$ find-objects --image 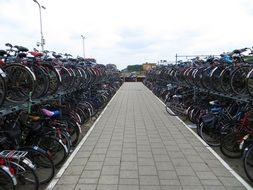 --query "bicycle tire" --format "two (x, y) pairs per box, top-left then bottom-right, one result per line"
(165, 101), (178, 116)
(0, 73), (6, 107)
(41, 63), (61, 95)
(61, 116), (80, 146)
(12, 159), (39, 190)
(3, 64), (36, 103)
(230, 66), (250, 95)
(20, 147), (55, 184)
(243, 144), (253, 182)
(29, 64), (49, 99)
(0, 167), (15, 190)
(199, 122), (221, 146)
(246, 68), (253, 97)
(220, 132), (243, 158)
